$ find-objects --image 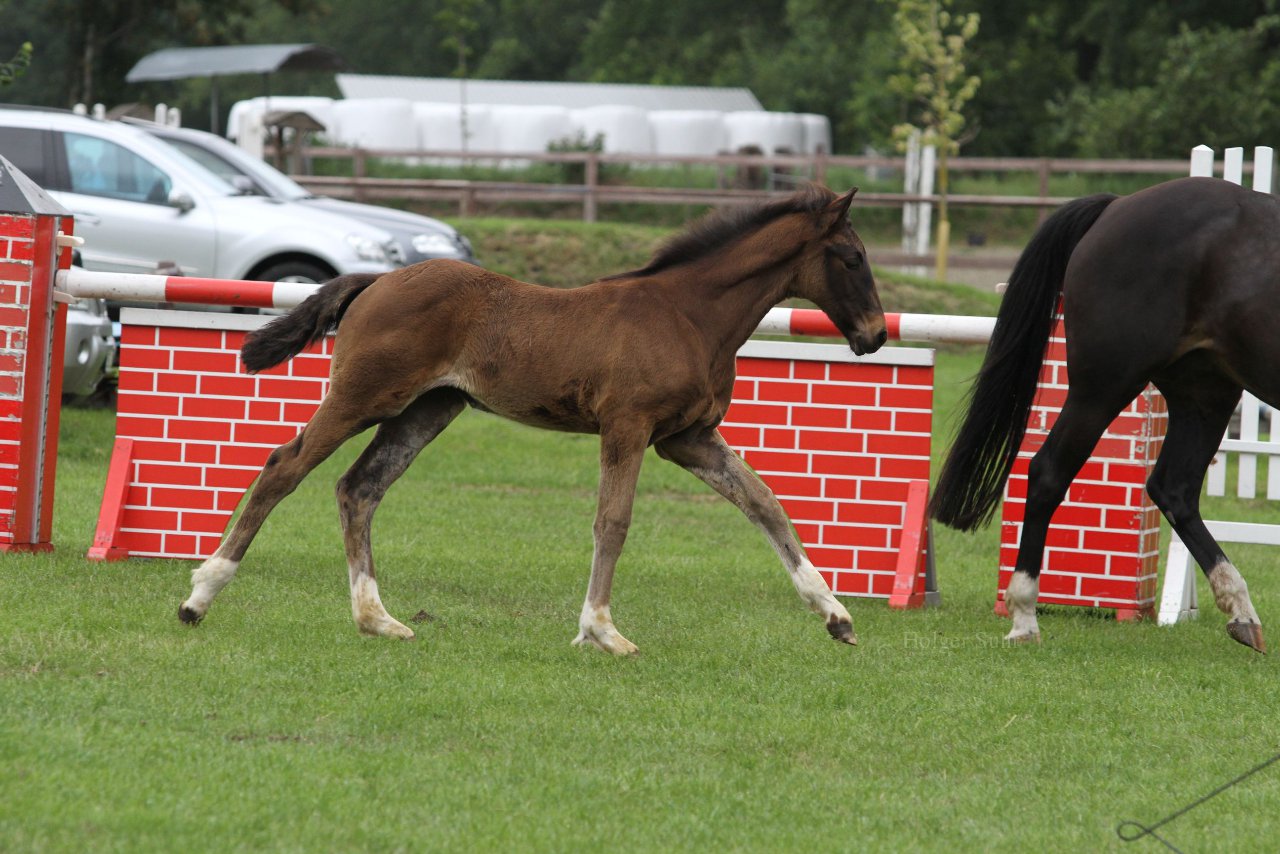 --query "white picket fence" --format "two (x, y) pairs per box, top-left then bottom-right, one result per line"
(1159, 144), (1280, 625)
